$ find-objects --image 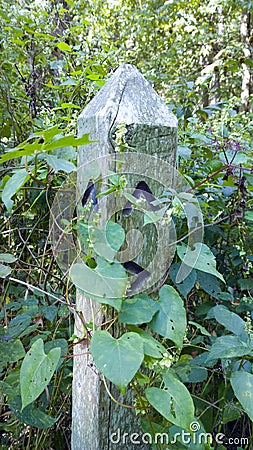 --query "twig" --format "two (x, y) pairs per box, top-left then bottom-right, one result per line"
(8, 277), (74, 308)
